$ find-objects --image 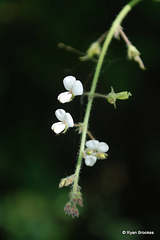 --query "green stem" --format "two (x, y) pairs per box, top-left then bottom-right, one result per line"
(72, 0), (142, 194)
(83, 92), (108, 98)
